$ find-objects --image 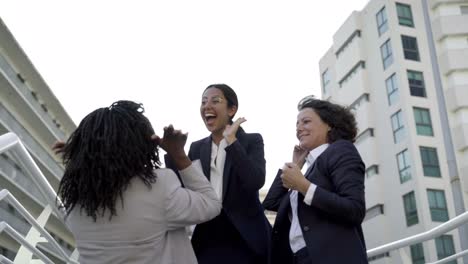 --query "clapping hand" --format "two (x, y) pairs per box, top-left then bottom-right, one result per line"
(223, 117), (246, 144)
(152, 125), (191, 170)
